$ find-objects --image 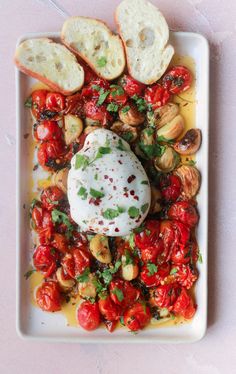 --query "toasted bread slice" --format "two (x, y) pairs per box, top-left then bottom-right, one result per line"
(61, 16), (126, 80)
(115, 0), (174, 84)
(15, 38), (84, 95)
